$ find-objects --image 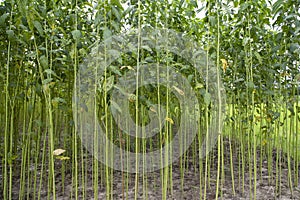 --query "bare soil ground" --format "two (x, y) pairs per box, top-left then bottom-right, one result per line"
(1, 139), (300, 200)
